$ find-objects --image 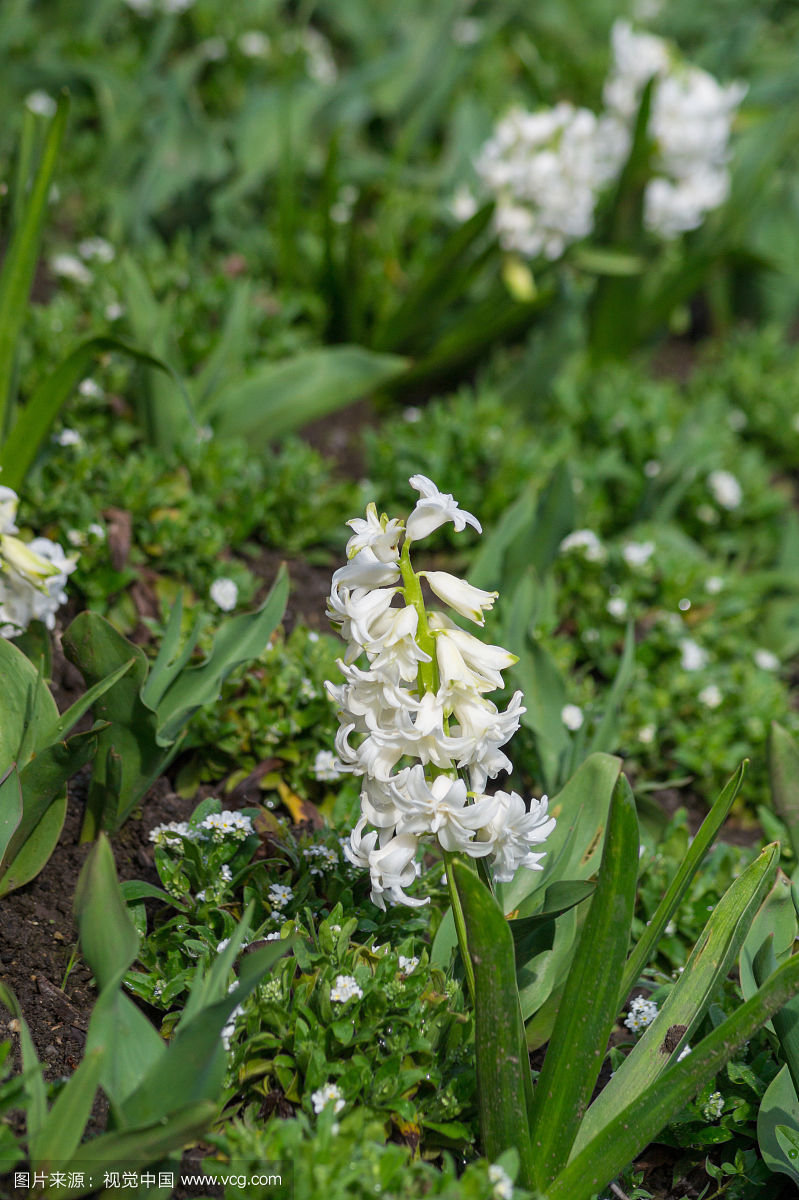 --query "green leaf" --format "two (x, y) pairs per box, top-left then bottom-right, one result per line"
(84, 982), (166, 1117)
(211, 346), (407, 444)
(0, 95), (68, 433)
(0, 336), (190, 492)
(74, 834), (140, 992)
(154, 566), (289, 744)
(0, 765), (23, 863)
(0, 637), (59, 768)
(758, 1067), (799, 1185)
(44, 656), (135, 743)
(31, 1049), (104, 1169)
(547, 952), (799, 1200)
(527, 774), (639, 1188)
(451, 861), (536, 1191)
(769, 722), (799, 860)
(619, 762), (747, 1003)
(0, 982), (46, 1144)
(576, 841), (779, 1152)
